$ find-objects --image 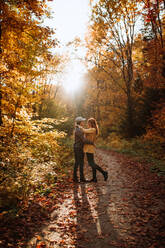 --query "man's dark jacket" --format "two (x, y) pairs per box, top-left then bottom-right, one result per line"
(74, 125), (93, 150)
